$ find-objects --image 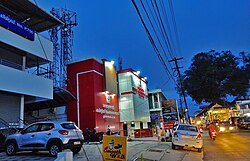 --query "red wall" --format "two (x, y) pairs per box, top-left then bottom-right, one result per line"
(67, 58), (121, 133)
